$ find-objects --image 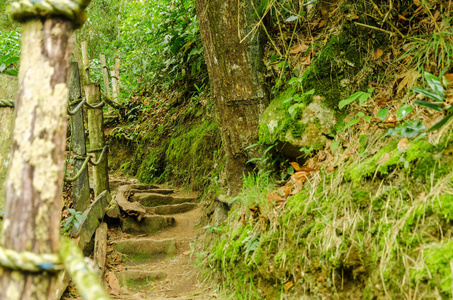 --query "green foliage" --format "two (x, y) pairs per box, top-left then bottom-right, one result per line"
(338, 88), (373, 110)
(0, 27), (21, 76)
(413, 72), (453, 132)
(62, 209), (87, 232)
(78, 0), (206, 99)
